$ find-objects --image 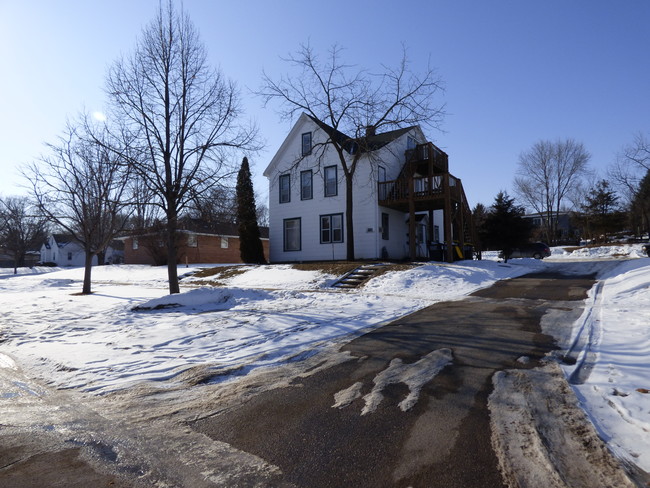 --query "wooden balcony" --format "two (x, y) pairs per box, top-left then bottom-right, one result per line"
(405, 143), (449, 173)
(378, 174), (463, 212)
